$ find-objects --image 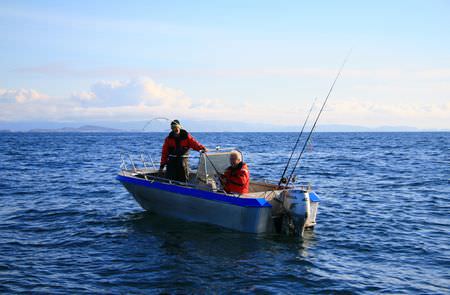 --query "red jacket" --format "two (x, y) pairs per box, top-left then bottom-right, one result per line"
(160, 129), (205, 166)
(223, 162), (250, 194)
